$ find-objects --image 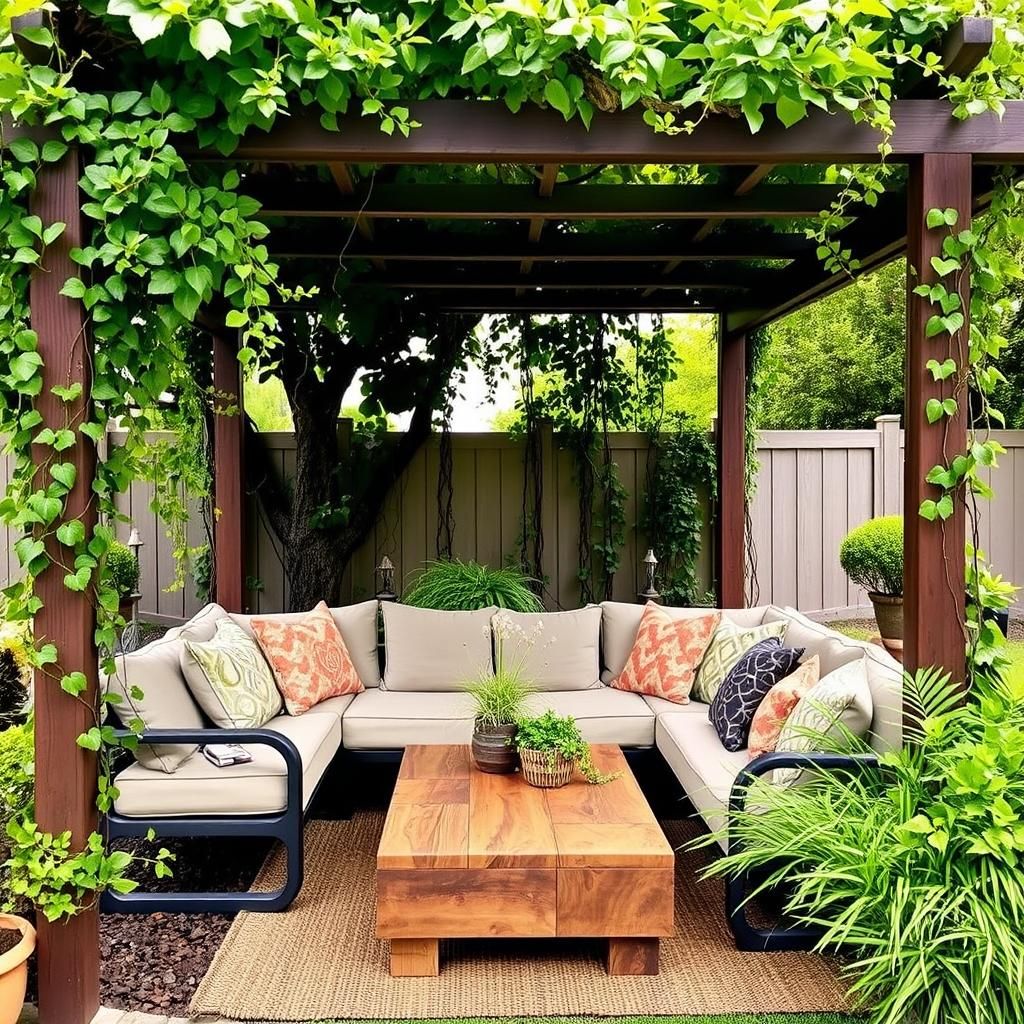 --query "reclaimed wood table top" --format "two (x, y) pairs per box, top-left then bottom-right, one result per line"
(377, 743), (674, 871)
